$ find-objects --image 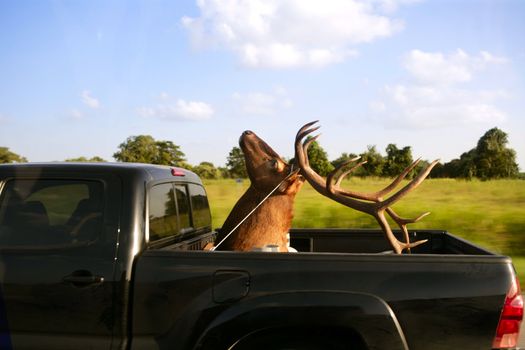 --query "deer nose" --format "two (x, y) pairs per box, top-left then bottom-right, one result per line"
(242, 130), (253, 136)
